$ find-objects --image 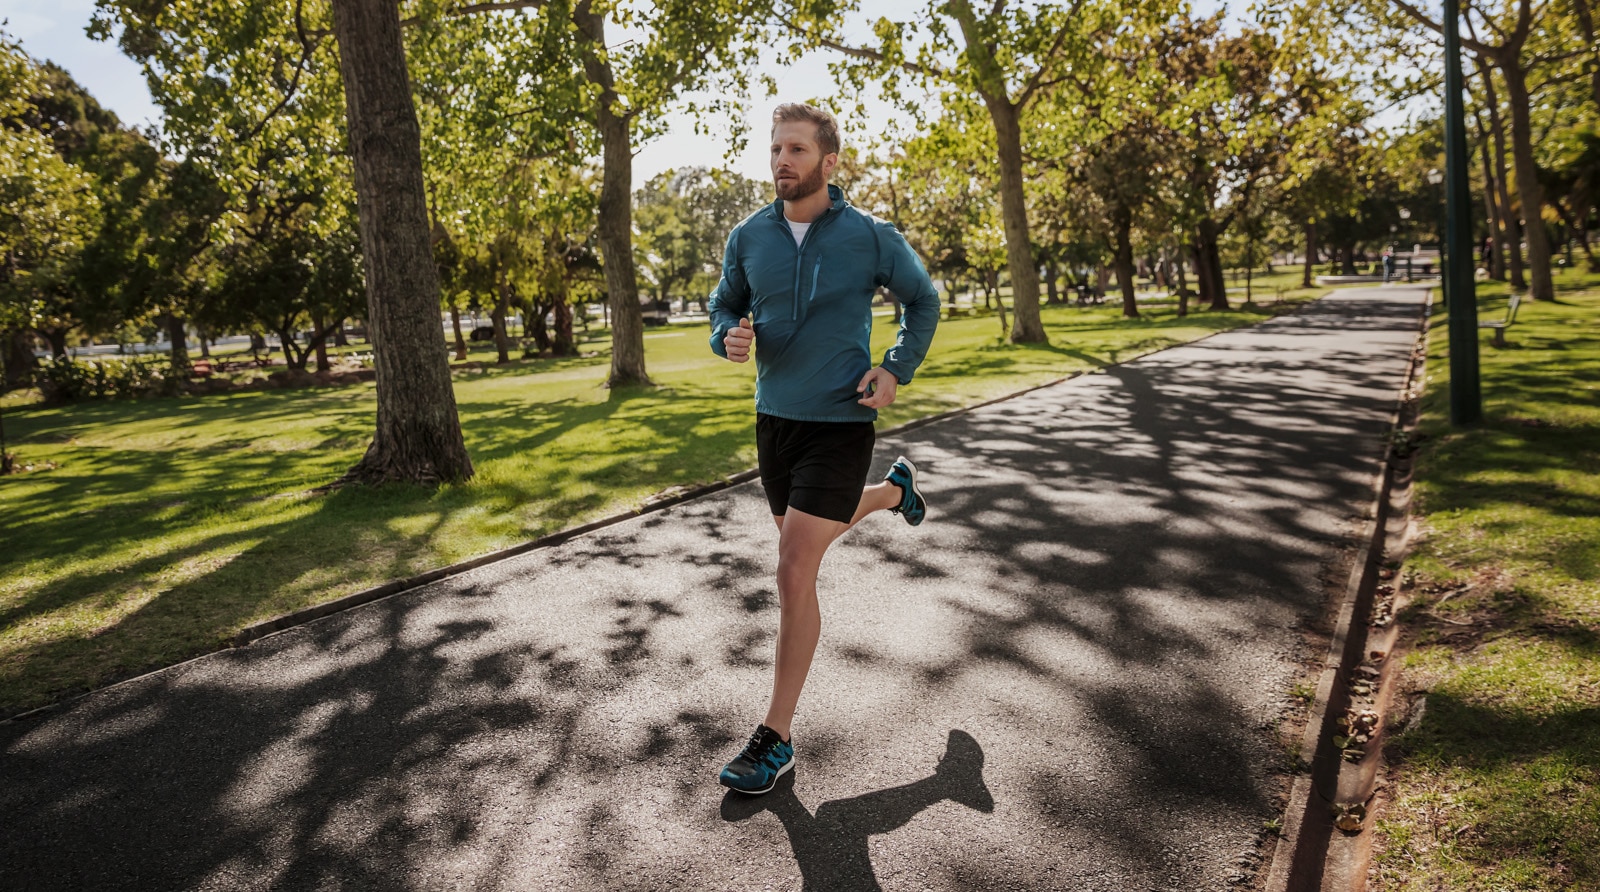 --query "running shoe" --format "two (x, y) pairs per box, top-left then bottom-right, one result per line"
(718, 724), (794, 795)
(885, 455), (927, 526)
